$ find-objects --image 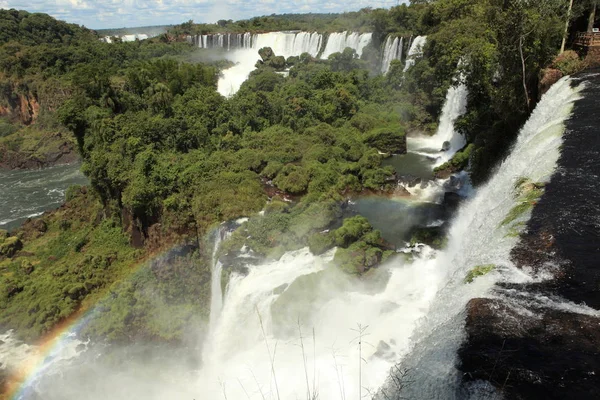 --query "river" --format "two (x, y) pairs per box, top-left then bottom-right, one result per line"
(0, 163), (88, 231)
